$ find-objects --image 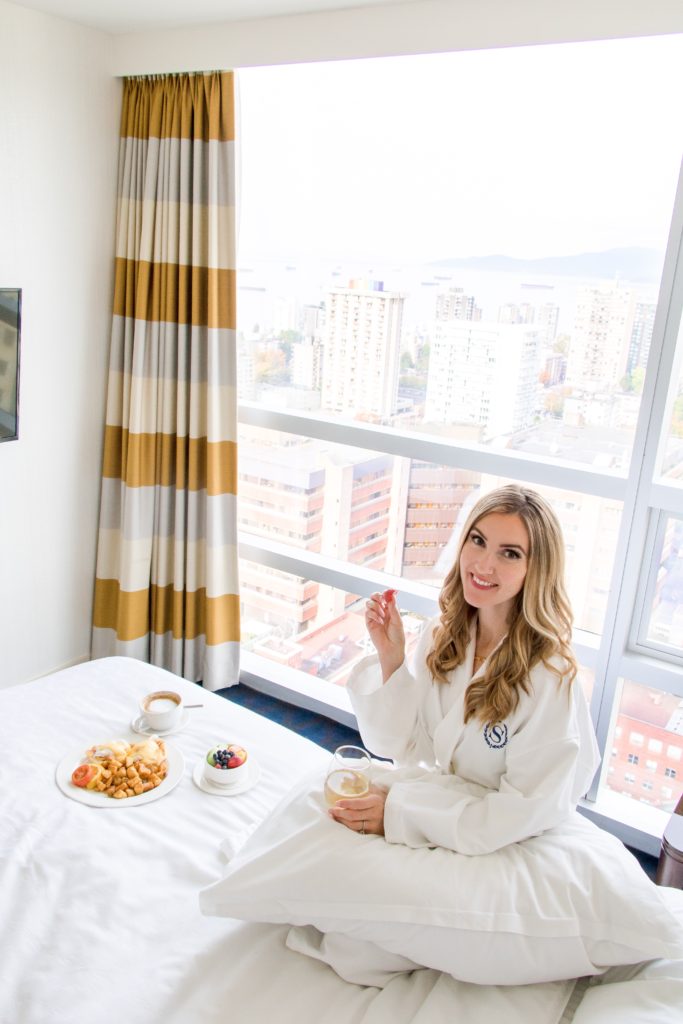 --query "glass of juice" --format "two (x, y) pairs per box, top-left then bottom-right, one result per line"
(324, 745), (371, 806)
